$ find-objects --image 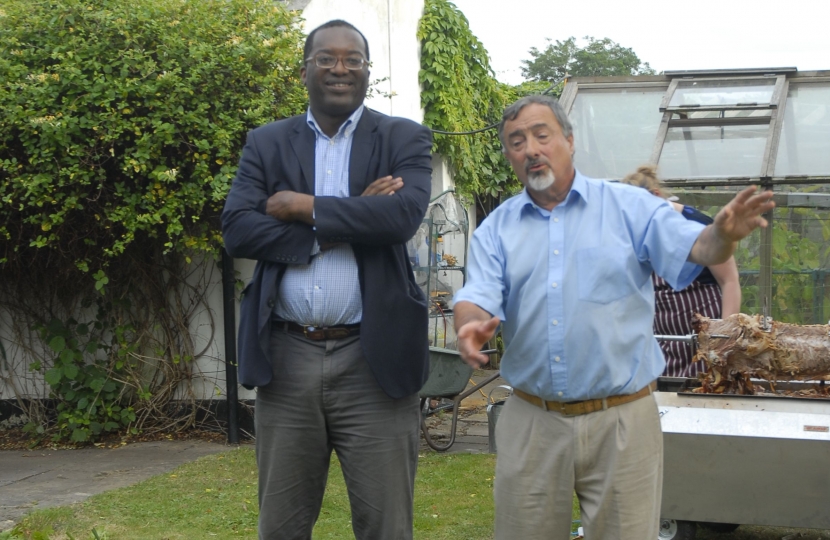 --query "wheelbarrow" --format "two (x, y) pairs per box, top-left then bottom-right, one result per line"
(419, 346), (500, 452)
